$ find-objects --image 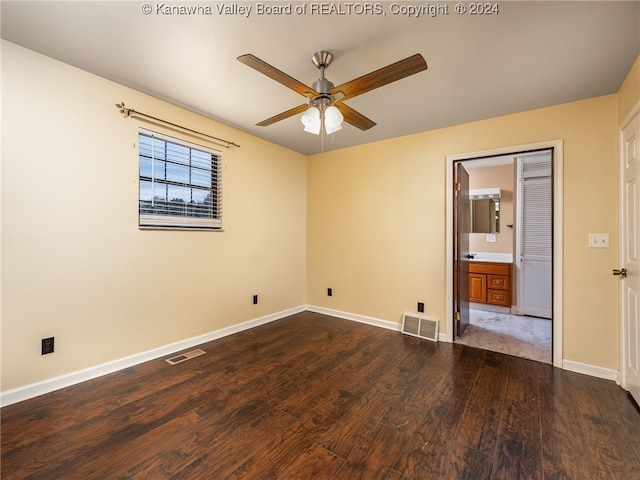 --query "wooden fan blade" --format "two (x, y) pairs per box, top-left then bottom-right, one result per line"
(237, 54), (319, 99)
(330, 53), (427, 101)
(335, 103), (376, 131)
(256, 104), (309, 126)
